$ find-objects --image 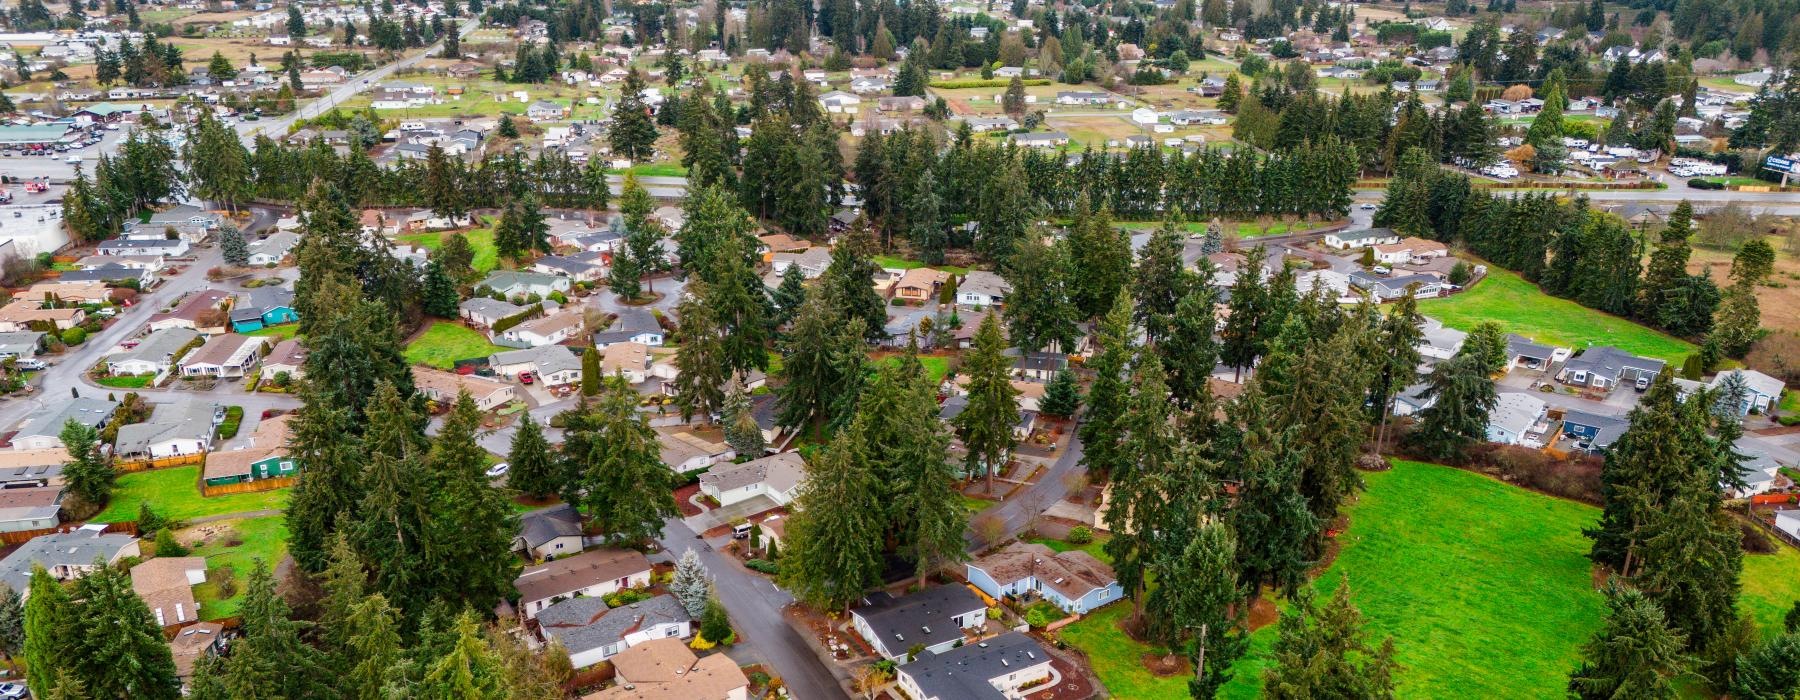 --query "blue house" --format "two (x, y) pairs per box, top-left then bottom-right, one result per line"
(230, 287), (299, 333)
(1560, 409), (1630, 453)
(966, 541), (1122, 615)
